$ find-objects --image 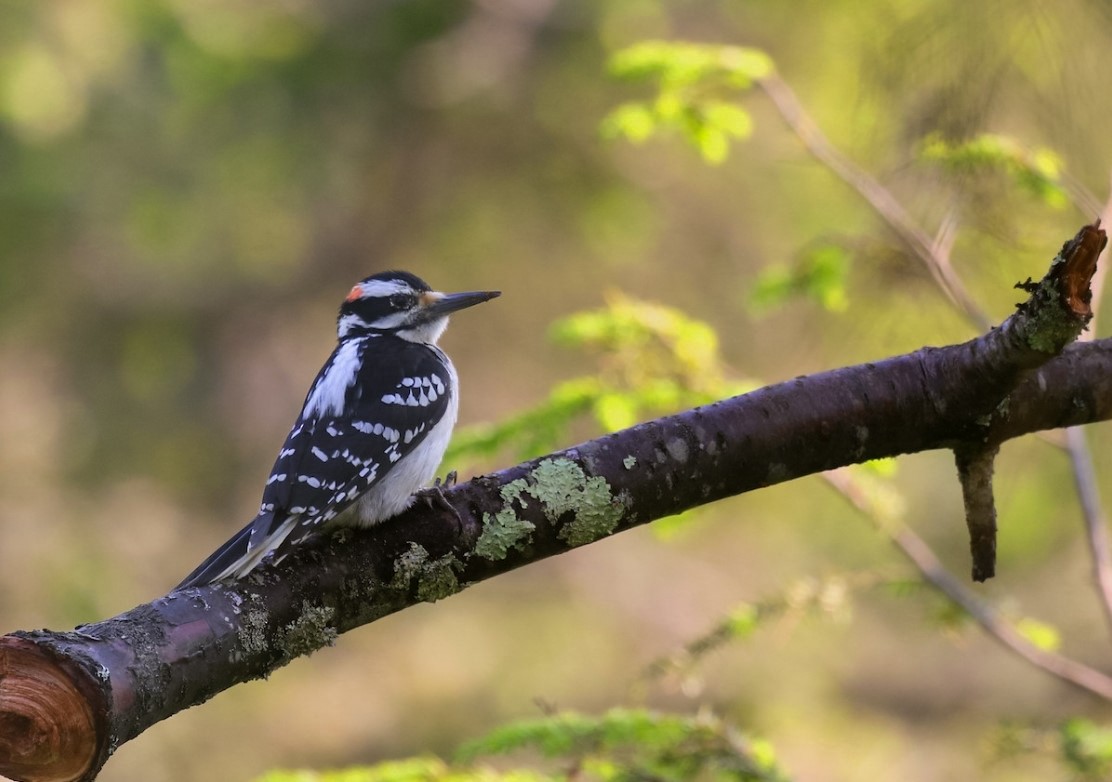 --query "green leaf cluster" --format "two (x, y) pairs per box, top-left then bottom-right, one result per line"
(601, 42), (773, 164)
(991, 719), (1112, 781)
(748, 244), (851, 315)
(918, 133), (1068, 208)
(1061, 719), (1112, 780)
